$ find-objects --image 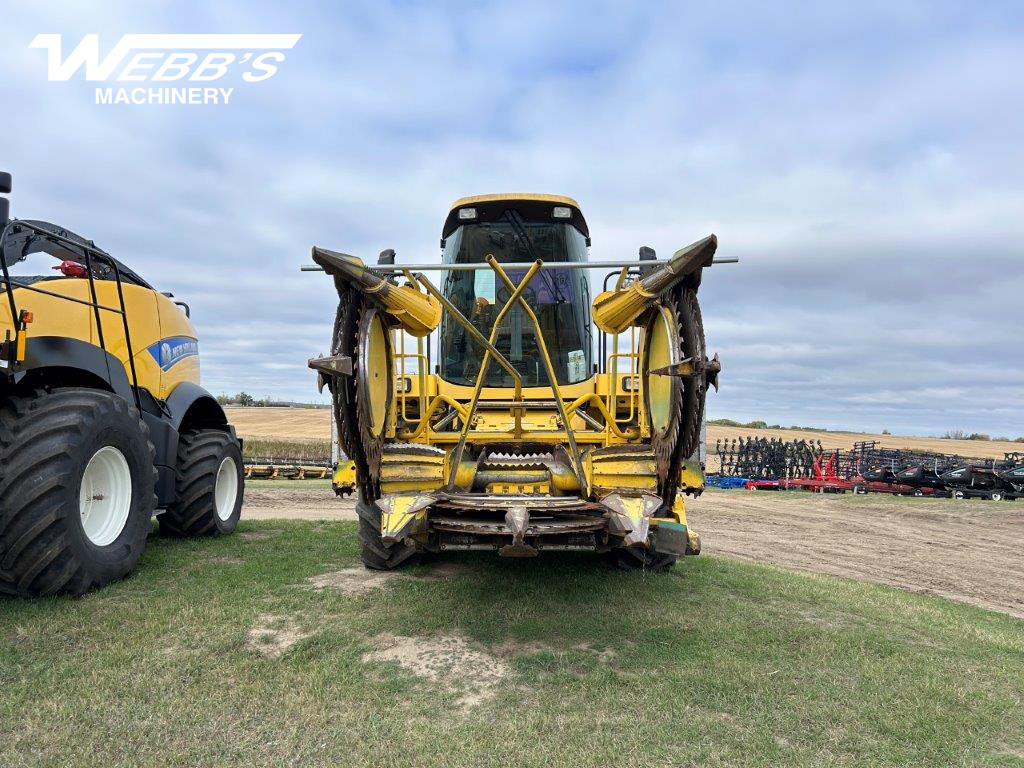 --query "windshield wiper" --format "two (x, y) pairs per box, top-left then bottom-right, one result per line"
(502, 210), (565, 302)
